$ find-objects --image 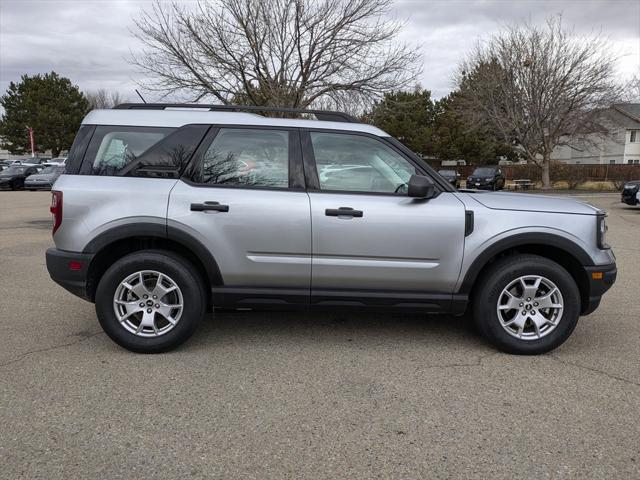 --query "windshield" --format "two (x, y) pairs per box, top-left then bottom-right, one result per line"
(1, 166), (27, 175)
(472, 167), (496, 176)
